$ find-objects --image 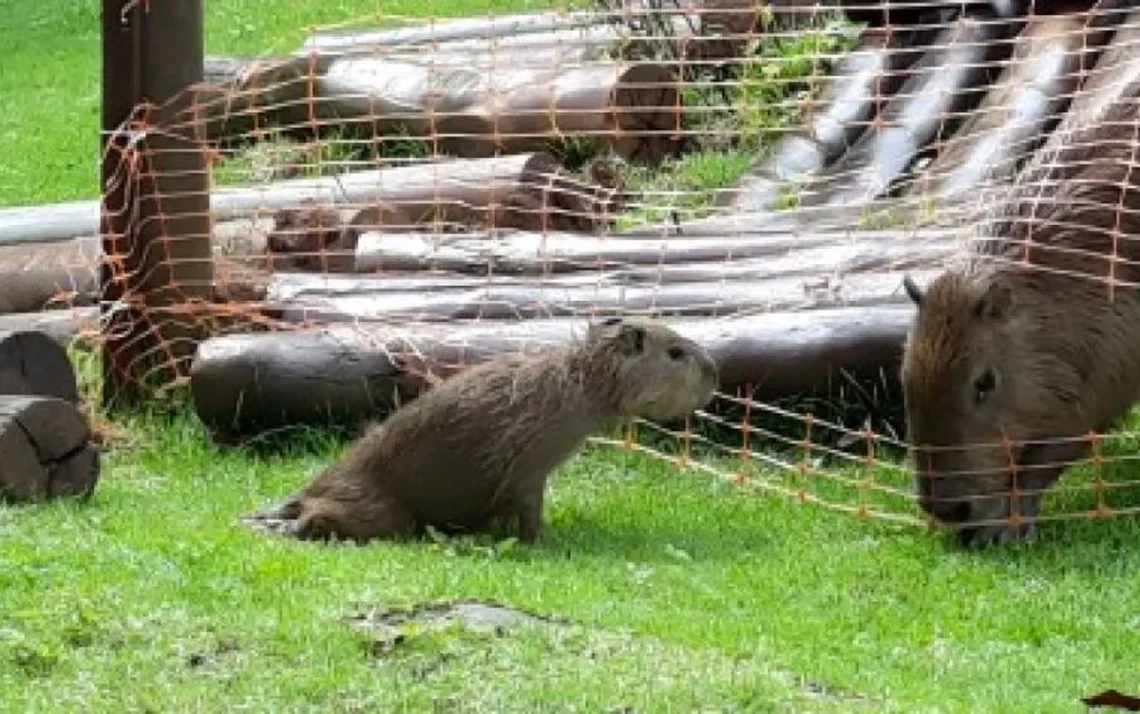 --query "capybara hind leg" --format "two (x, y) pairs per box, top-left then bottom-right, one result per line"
(290, 497), (416, 544)
(245, 491), (304, 522)
(241, 493), (306, 535)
